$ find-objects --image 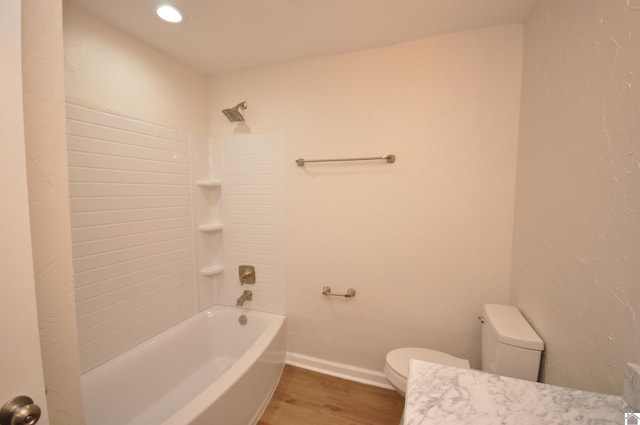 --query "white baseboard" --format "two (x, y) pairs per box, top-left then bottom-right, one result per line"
(286, 352), (393, 390)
